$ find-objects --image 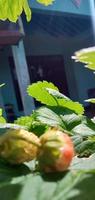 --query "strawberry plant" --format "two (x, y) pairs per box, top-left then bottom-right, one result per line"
(0, 0), (55, 22)
(37, 128), (74, 172)
(0, 78), (95, 199)
(0, 0), (95, 199)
